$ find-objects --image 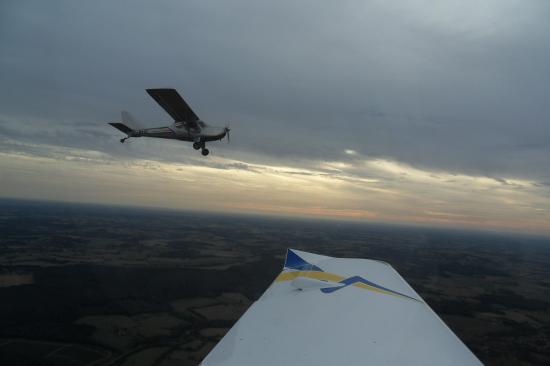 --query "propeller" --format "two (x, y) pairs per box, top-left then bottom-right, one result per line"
(224, 125), (231, 143)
